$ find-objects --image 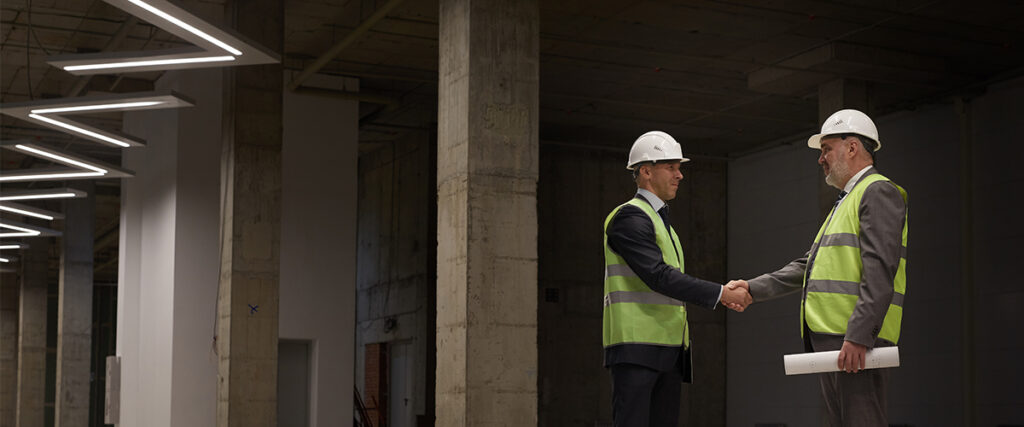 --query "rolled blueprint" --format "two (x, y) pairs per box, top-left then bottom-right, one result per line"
(784, 346), (900, 375)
